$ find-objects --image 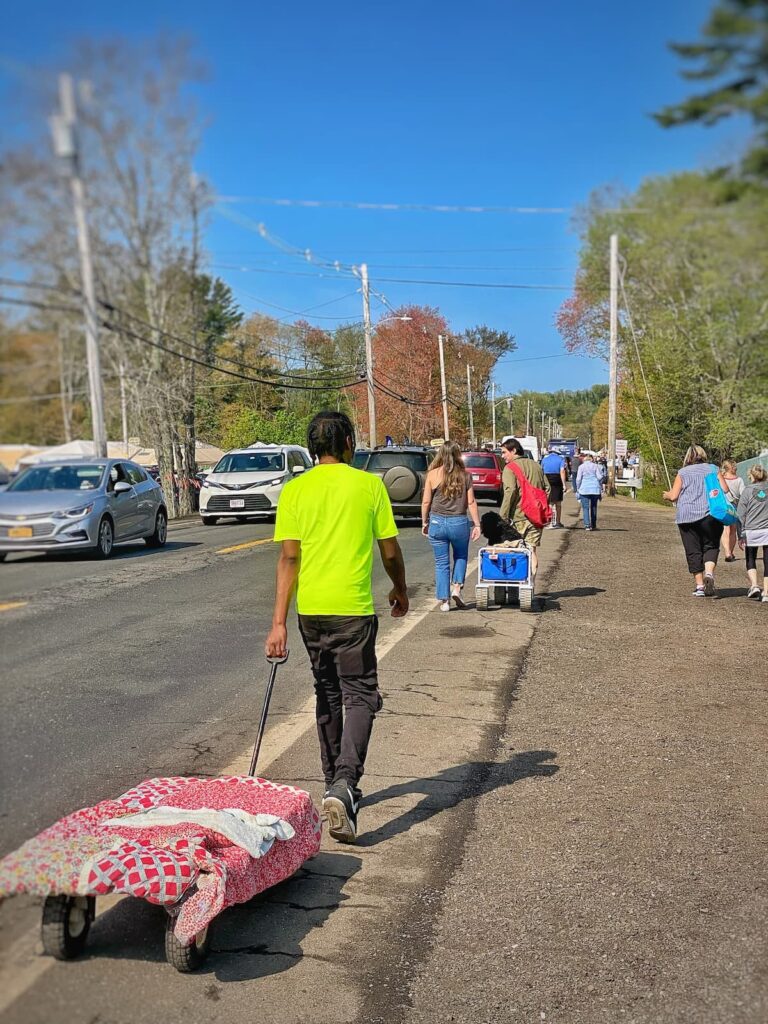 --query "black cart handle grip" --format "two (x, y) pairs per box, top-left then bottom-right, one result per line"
(266, 652), (289, 665)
